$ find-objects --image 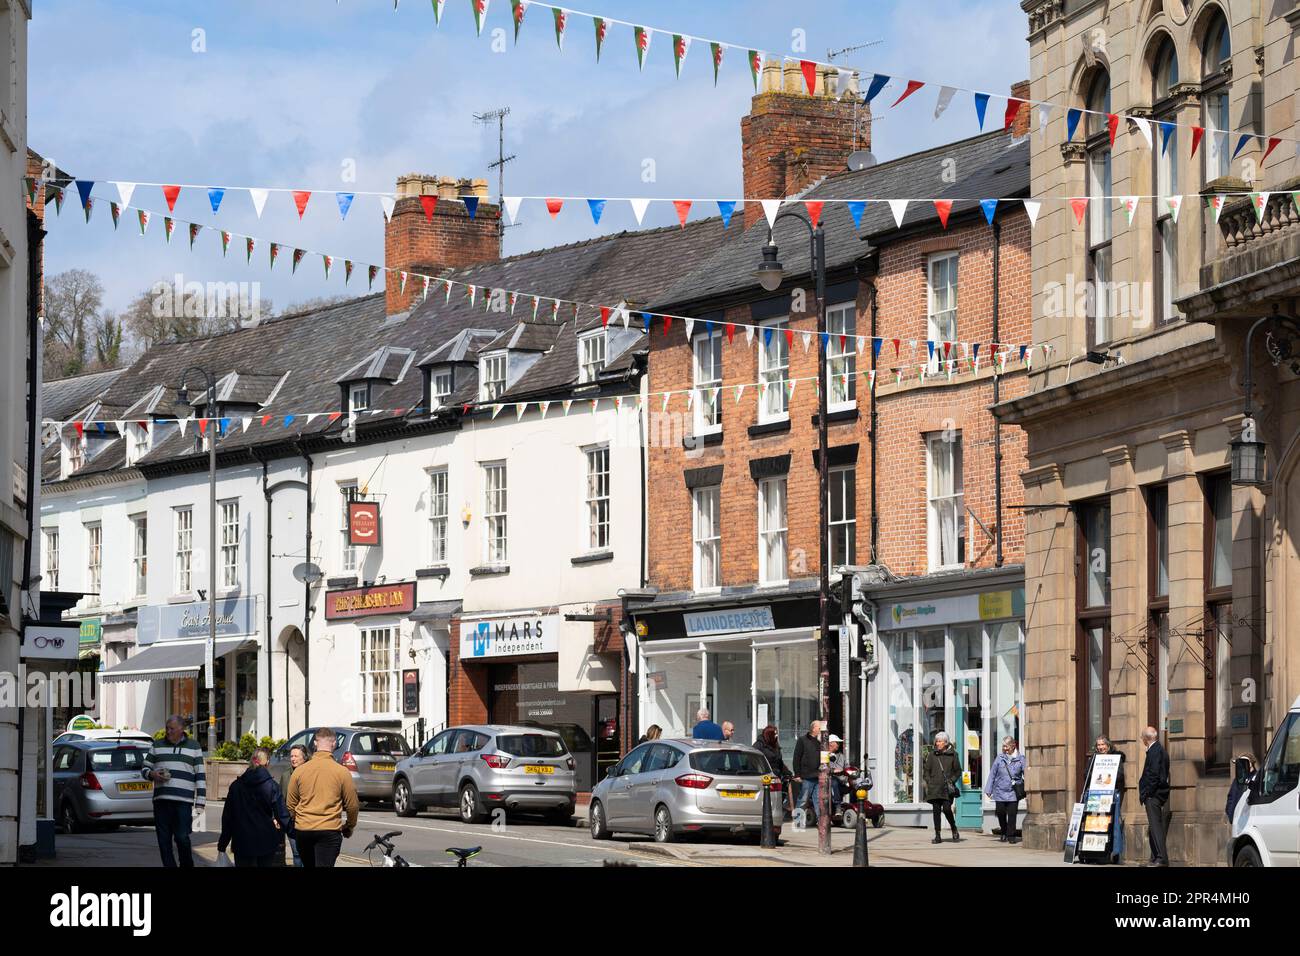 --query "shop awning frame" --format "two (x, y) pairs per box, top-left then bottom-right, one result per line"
(99, 637), (256, 684)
